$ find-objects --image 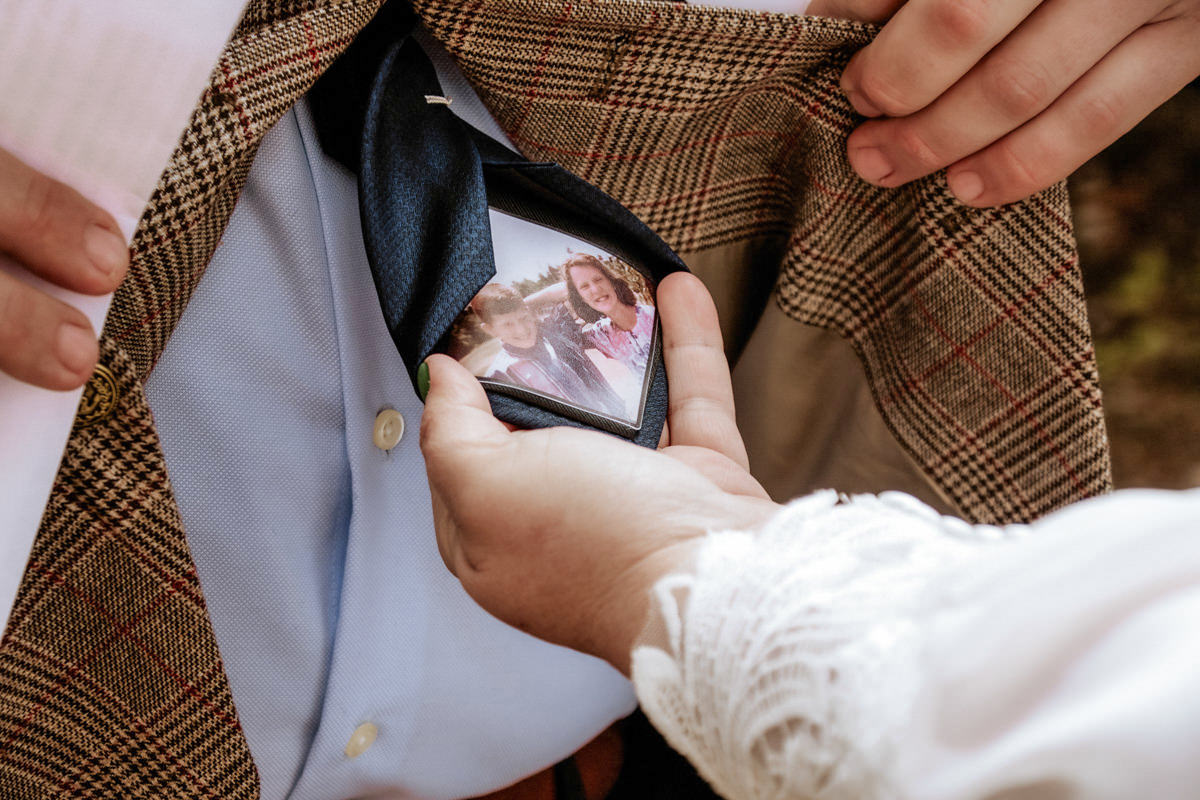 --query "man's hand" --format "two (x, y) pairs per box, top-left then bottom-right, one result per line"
(807, 0), (1200, 206)
(0, 147), (129, 389)
(419, 273), (780, 674)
